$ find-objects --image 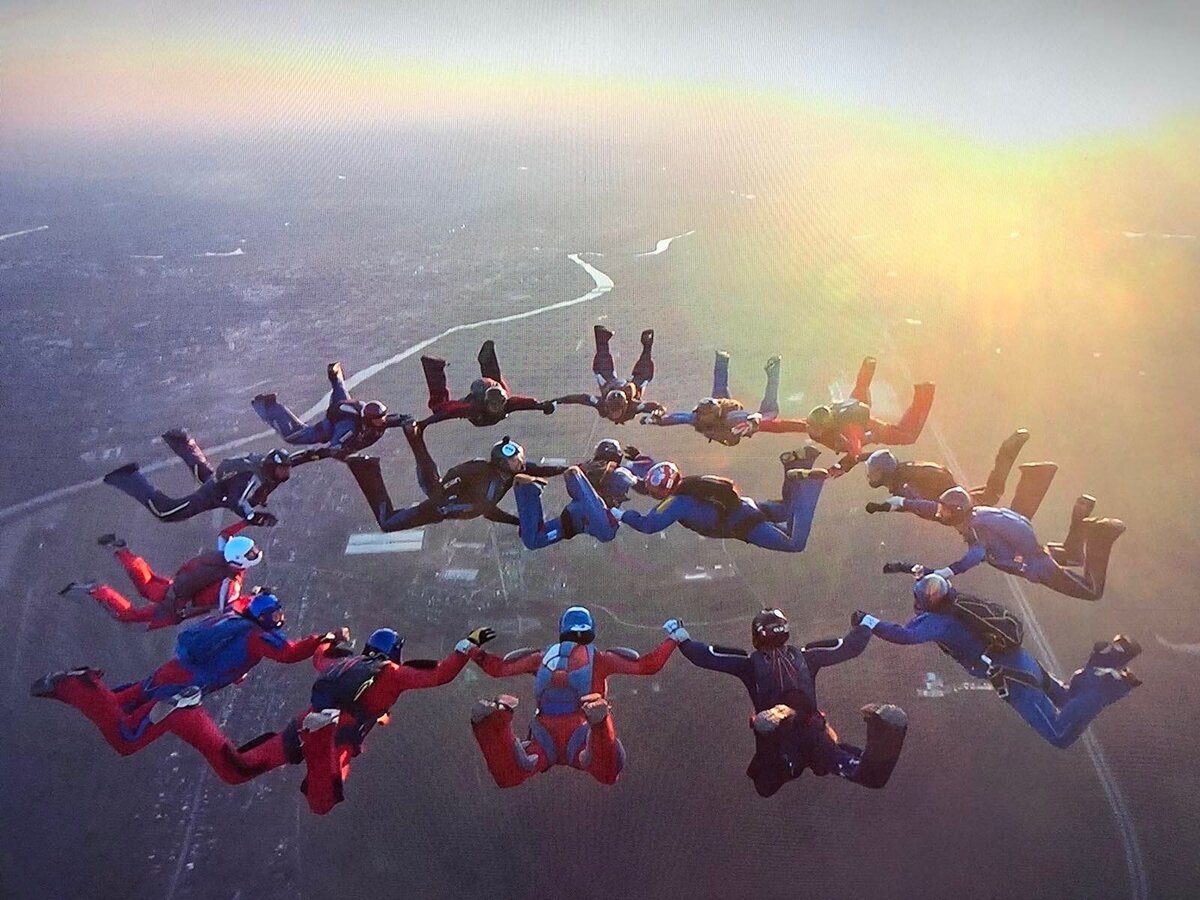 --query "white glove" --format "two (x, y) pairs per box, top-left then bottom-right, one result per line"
(911, 564), (927, 578)
(886, 496), (905, 511)
(663, 619), (690, 642)
(859, 614), (880, 630)
(454, 638), (472, 655)
(610, 507), (624, 521)
(639, 415), (660, 426)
